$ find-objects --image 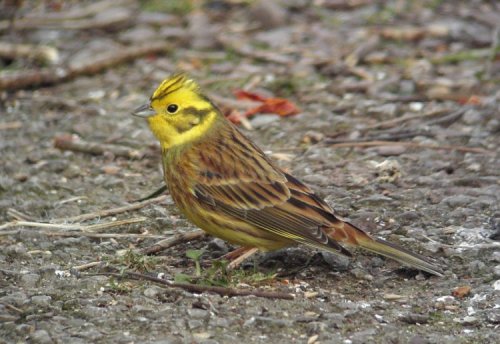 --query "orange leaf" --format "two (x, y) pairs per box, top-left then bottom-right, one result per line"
(234, 89), (299, 118)
(246, 98), (300, 117)
(452, 285), (471, 298)
(456, 95), (482, 105)
(234, 89), (267, 102)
